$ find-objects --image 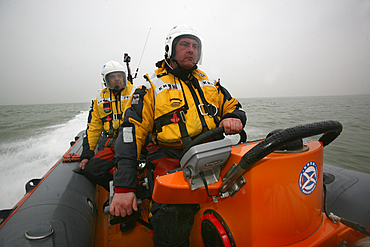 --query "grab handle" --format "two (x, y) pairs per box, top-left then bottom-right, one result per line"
(25, 225), (54, 240)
